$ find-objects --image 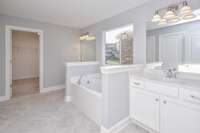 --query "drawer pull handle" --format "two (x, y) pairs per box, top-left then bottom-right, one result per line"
(190, 95), (200, 101)
(134, 82), (140, 86)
